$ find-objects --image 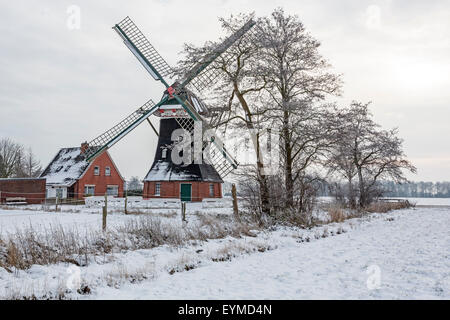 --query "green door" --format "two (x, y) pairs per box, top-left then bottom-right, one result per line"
(180, 184), (192, 202)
